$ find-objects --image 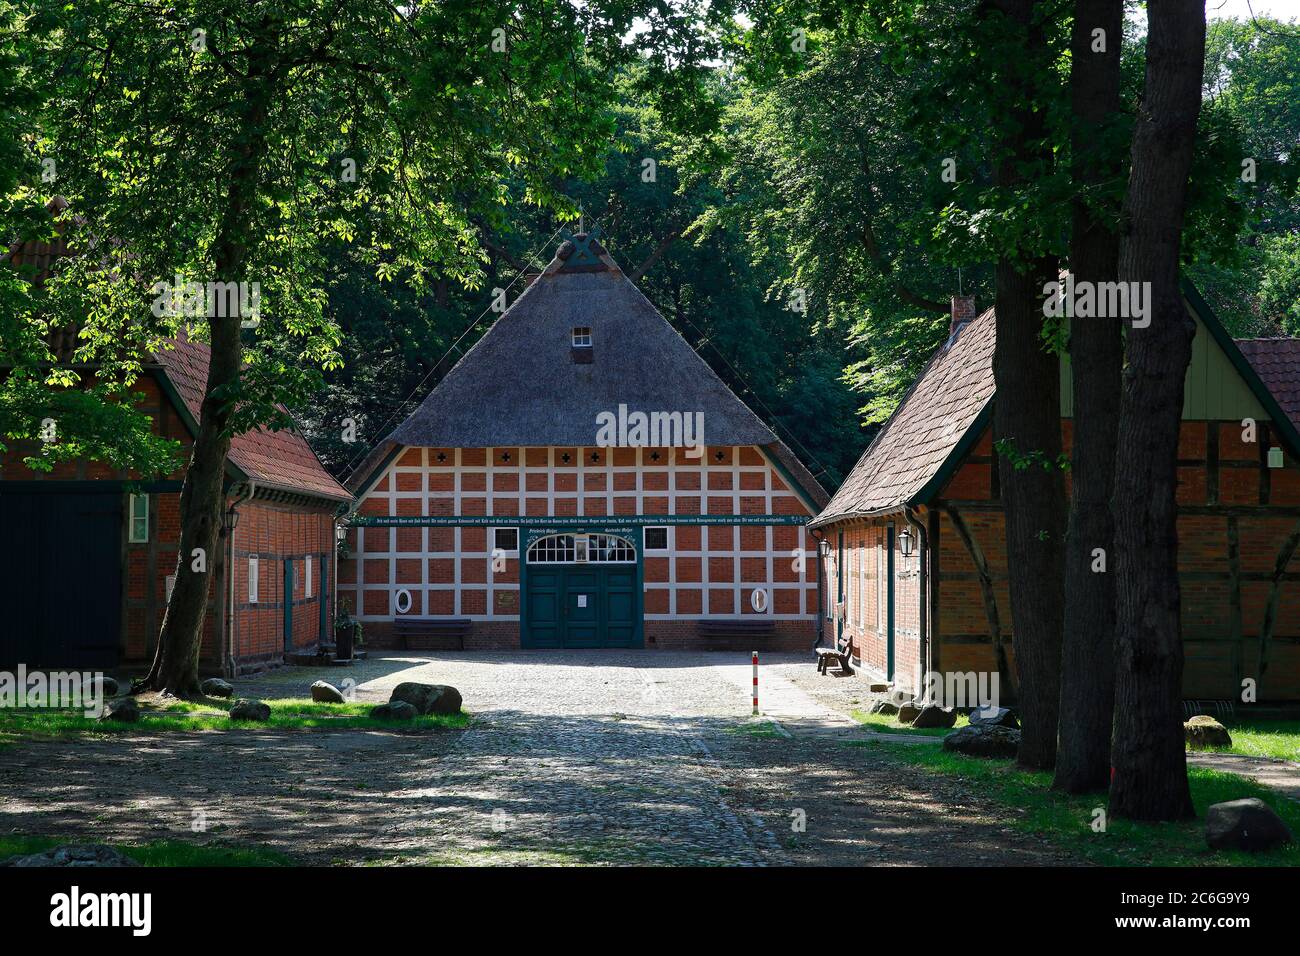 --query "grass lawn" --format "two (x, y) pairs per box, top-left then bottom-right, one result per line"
(856, 739), (1300, 866)
(0, 834), (292, 866)
(1212, 720), (1300, 762)
(851, 708), (971, 737)
(854, 711), (1300, 762)
(0, 696), (468, 744)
